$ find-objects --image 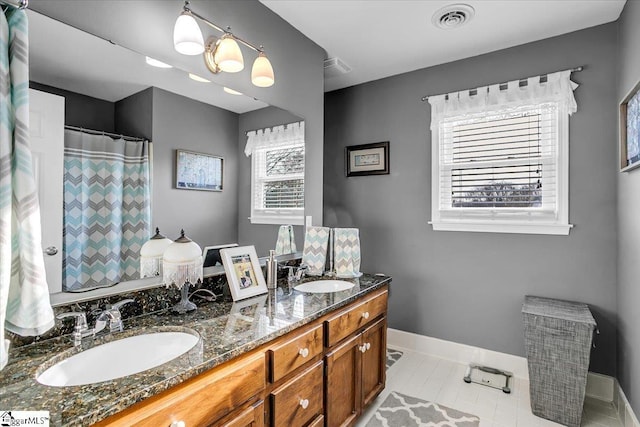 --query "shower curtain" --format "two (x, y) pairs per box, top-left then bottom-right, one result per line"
(63, 130), (151, 291)
(0, 7), (54, 370)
